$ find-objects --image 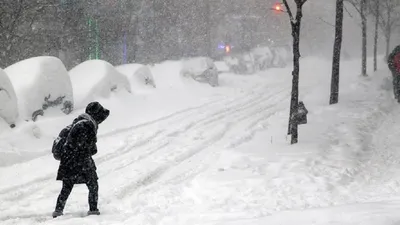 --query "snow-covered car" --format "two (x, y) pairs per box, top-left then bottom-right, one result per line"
(223, 53), (256, 75)
(4, 56), (74, 122)
(115, 64), (156, 90)
(0, 68), (18, 127)
(180, 57), (219, 87)
(251, 47), (274, 71)
(69, 60), (131, 109)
